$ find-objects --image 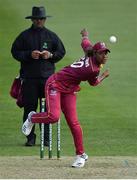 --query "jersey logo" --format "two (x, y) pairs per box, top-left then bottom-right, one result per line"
(50, 89), (57, 96)
(100, 42), (106, 48)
